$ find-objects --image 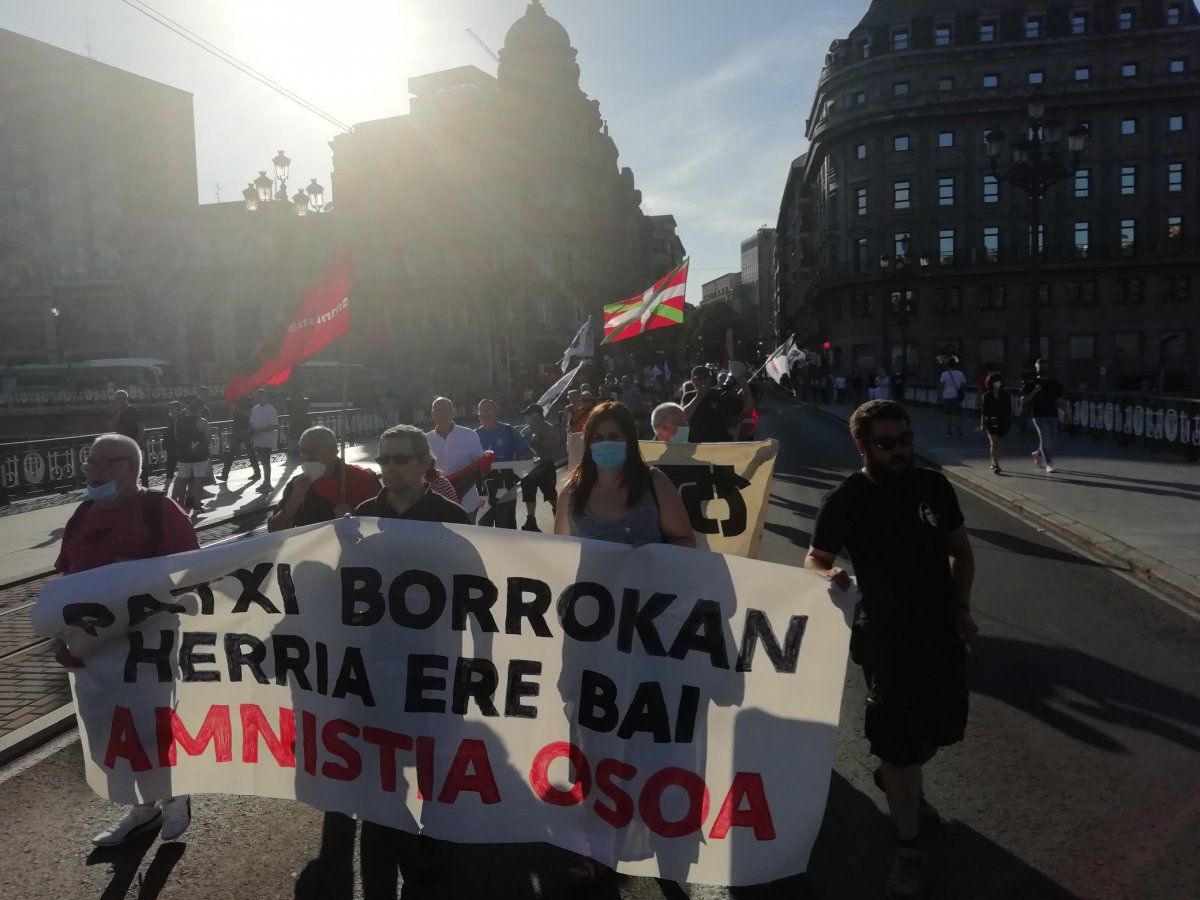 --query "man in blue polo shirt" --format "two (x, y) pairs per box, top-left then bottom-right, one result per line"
(475, 398), (532, 529)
